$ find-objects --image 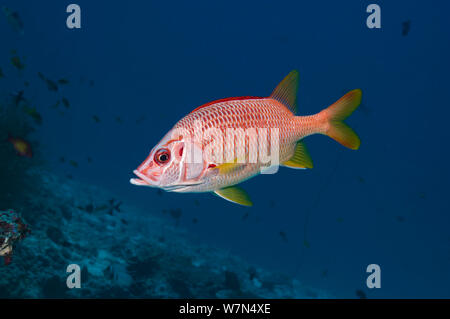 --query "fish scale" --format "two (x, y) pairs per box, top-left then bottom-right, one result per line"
(173, 98), (304, 192)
